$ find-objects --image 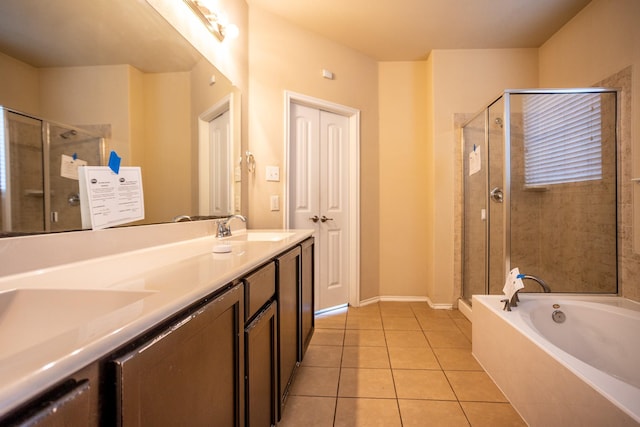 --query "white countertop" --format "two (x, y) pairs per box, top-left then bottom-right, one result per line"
(0, 228), (313, 417)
